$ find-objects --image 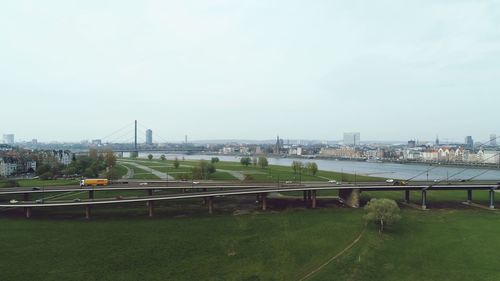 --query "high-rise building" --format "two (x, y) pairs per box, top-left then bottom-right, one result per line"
(2, 134), (14, 145)
(343, 132), (360, 146)
(146, 129), (153, 145)
(407, 140), (416, 148)
(490, 134), (497, 146)
(465, 136), (474, 150)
